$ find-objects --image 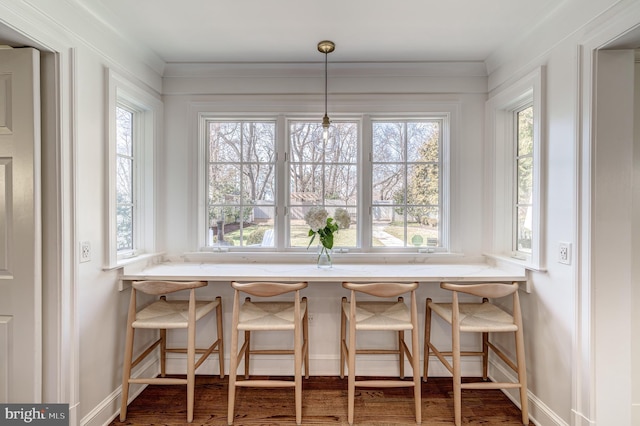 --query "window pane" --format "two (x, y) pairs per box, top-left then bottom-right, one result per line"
(517, 106), (533, 156)
(407, 164), (439, 205)
(116, 156), (133, 204)
(324, 164), (357, 204)
(116, 106), (133, 157)
(373, 122), (404, 162)
(407, 122), (439, 162)
(209, 122), (241, 162)
(244, 164), (275, 203)
(289, 122), (323, 163)
(326, 122), (358, 163)
(517, 157), (533, 204)
(116, 205), (133, 251)
(516, 205), (532, 253)
(242, 122), (276, 163)
(372, 163), (404, 202)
